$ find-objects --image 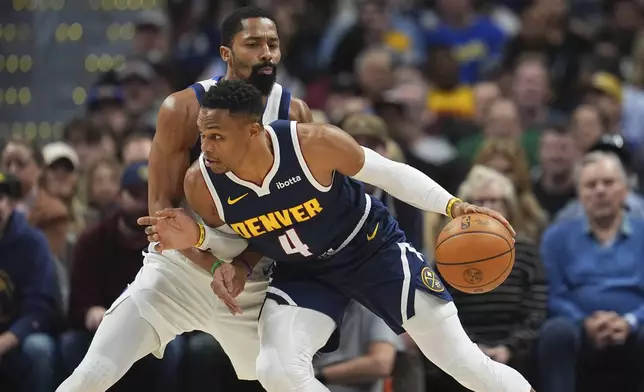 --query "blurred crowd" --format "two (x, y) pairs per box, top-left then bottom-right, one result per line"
(3, 0), (644, 391)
